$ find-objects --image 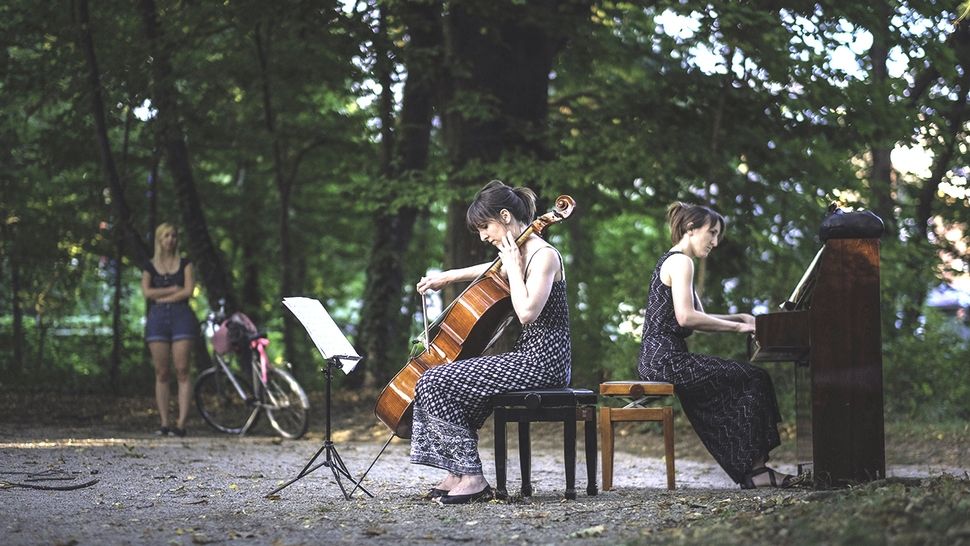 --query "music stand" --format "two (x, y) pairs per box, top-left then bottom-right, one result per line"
(266, 298), (372, 500)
